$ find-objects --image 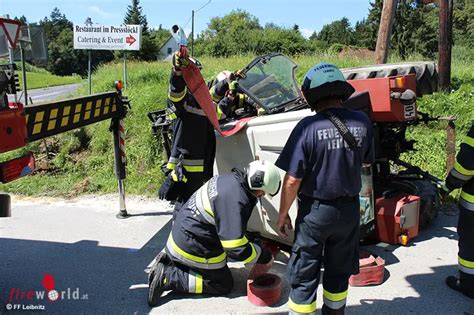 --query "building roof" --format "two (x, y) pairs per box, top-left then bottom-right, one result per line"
(158, 35), (174, 51)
